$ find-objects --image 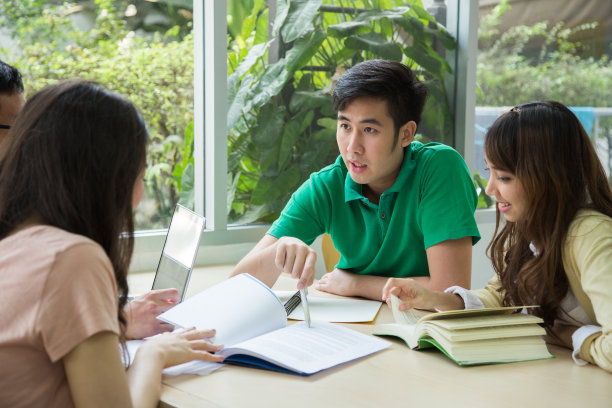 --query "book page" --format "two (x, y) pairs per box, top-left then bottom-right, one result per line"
(390, 295), (429, 325)
(158, 274), (287, 346)
(224, 321), (390, 375)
